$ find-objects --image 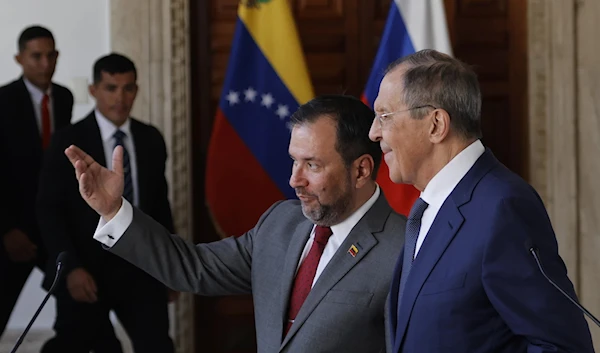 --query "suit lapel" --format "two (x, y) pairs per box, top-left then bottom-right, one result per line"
(279, 193), (391, 351)
(277, 219), (313, 342)
(15, 79), (43, 158)
(393, 201), (464, 351)
(130, 120), (147, 207)
(392, 148), (499, 351)
(80, 112), (107, 167)
(51, 85), (70, 128)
